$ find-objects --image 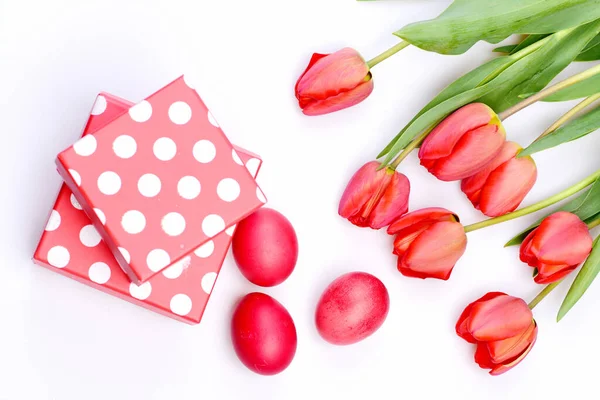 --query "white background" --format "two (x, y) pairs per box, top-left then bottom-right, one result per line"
(1, 1), (599, 399)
